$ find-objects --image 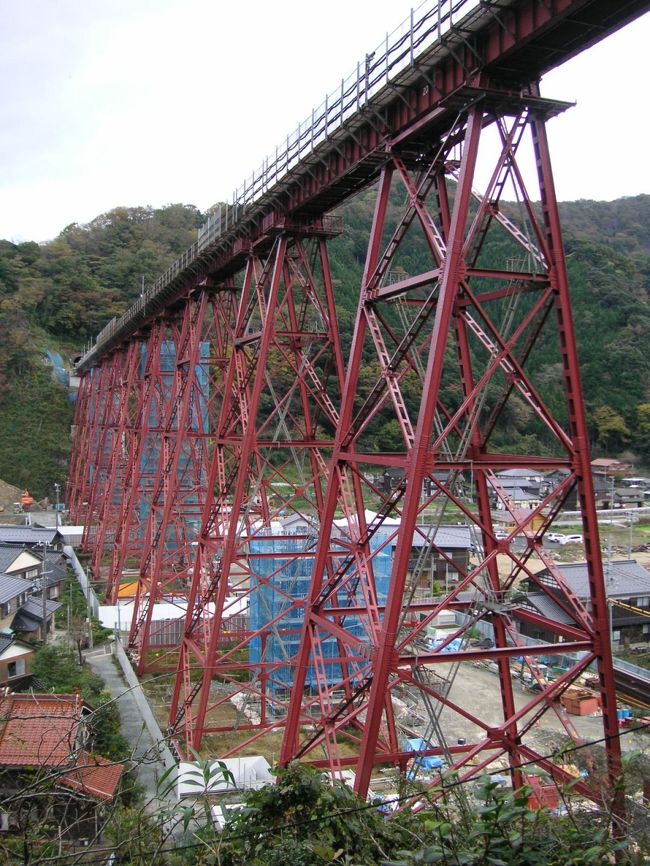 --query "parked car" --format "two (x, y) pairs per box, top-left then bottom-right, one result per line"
(495, 529), (509, 540)
(546, 532), (567, 545)
(564, 533), (583, 544)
